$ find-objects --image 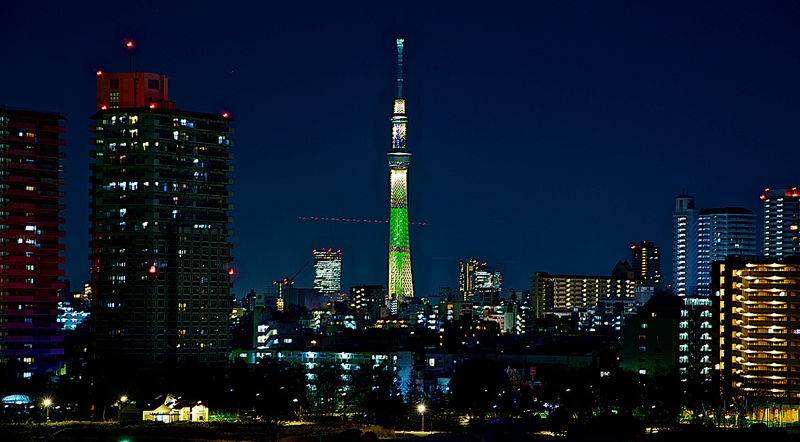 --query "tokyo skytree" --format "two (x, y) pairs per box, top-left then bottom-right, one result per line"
(387, 37), (415, 302)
